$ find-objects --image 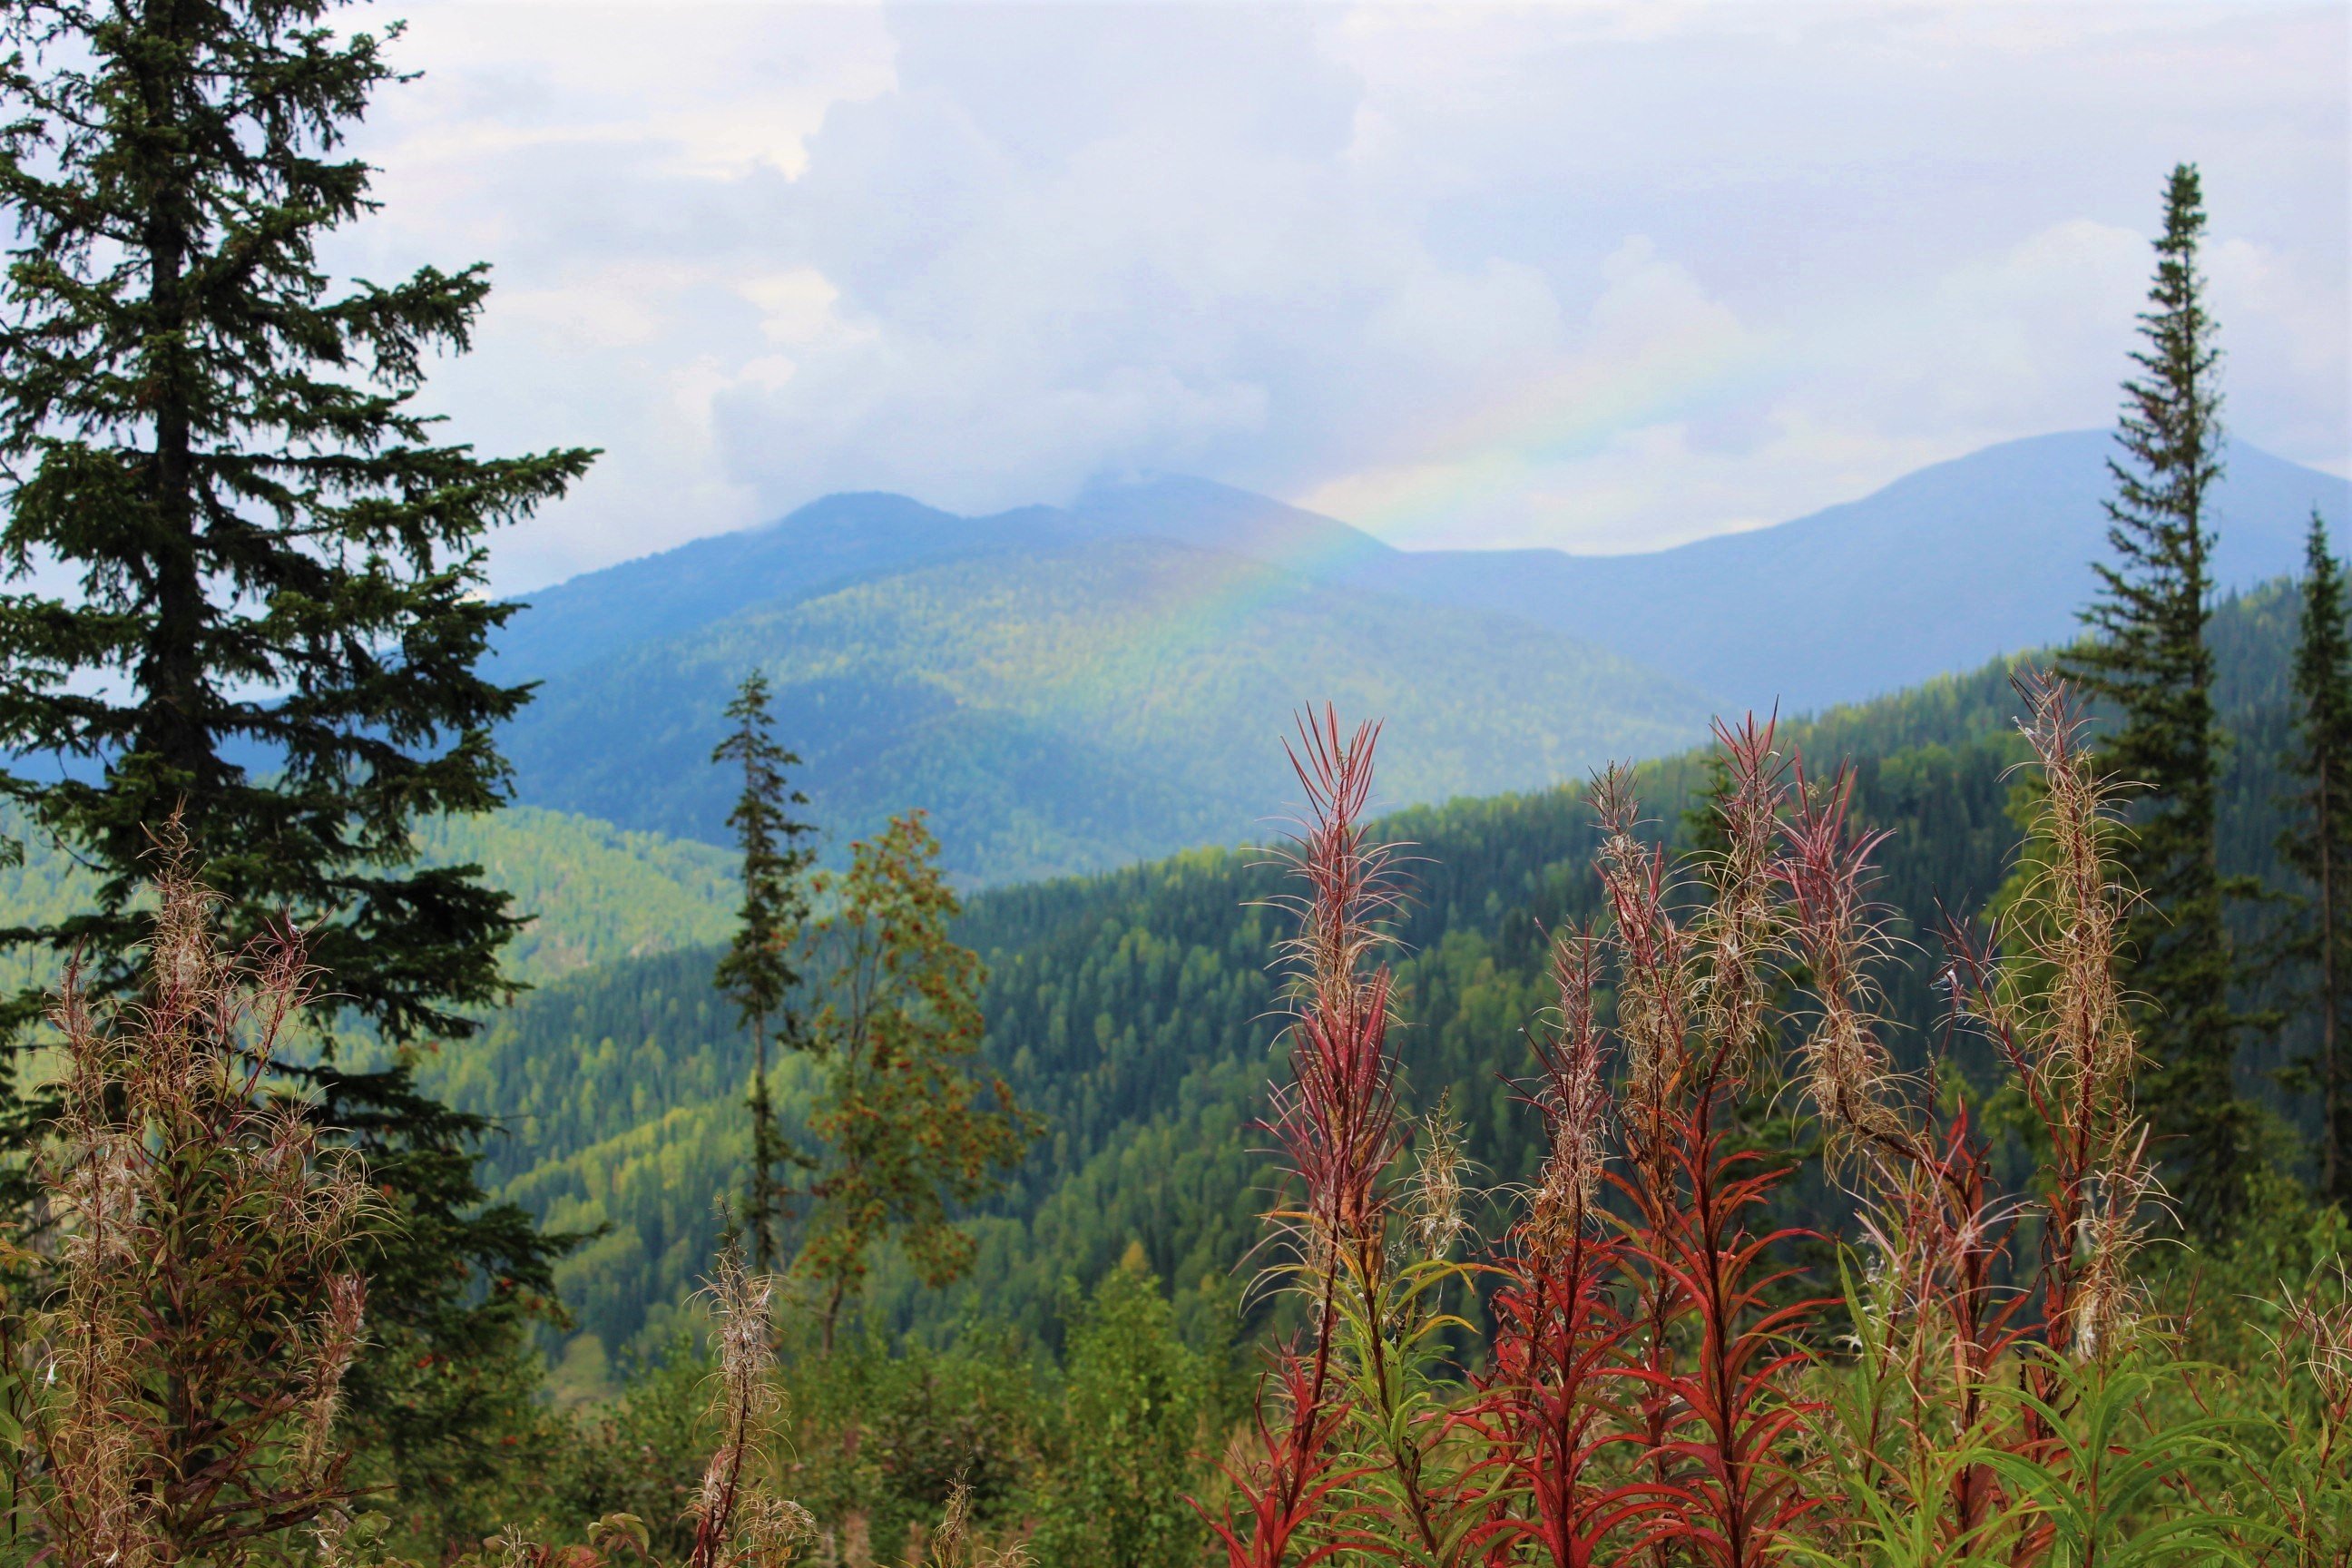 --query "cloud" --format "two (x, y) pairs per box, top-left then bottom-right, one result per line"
(325, 1), (2348, 589)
